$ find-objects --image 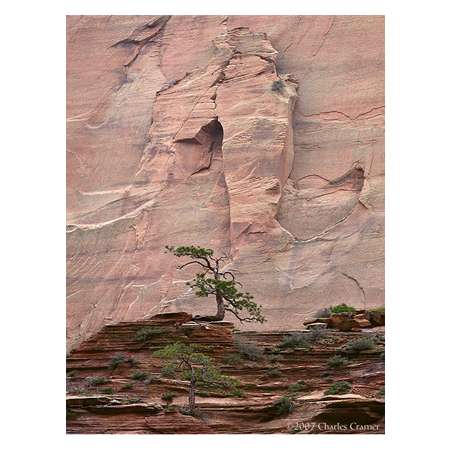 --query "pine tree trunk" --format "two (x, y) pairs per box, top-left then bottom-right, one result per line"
(215, 293), (225, 320)
(193, 275), (225, 322)
(188, 366), (196, 414)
